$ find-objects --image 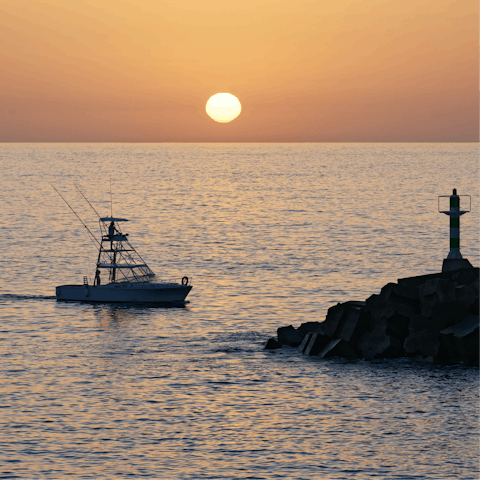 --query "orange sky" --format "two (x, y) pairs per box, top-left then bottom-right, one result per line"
(0, 0), (478, 141)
